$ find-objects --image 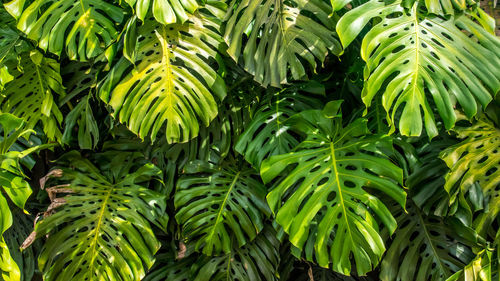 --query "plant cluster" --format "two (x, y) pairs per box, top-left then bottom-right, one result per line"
(0, 0), (499, 280)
